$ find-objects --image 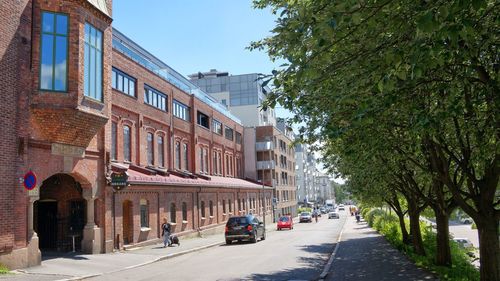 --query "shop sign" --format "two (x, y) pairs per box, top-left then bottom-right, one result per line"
(111, 171), (129, 191)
